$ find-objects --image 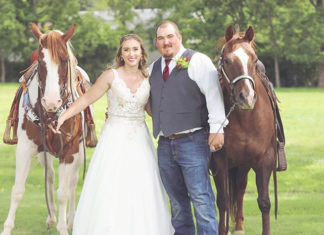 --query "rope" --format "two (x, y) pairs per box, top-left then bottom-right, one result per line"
(38, 87), (52, 219)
